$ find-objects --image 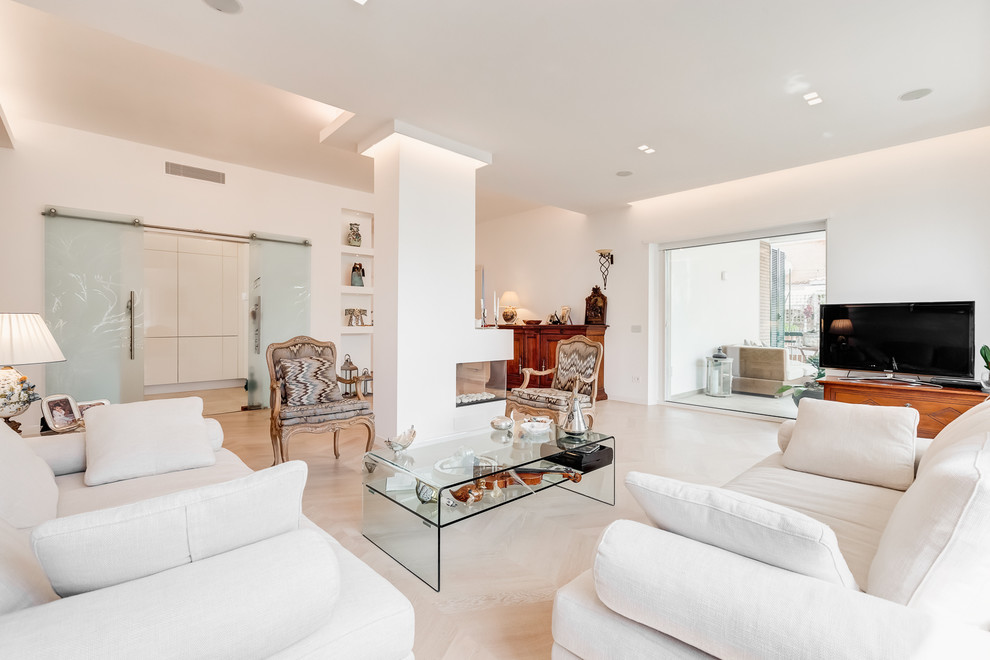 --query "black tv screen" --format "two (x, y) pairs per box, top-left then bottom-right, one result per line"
(819, 301), (975, 378)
